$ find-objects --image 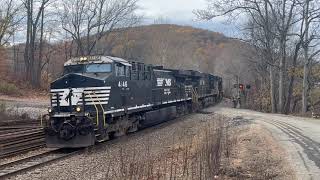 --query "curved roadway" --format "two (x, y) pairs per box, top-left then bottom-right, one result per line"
(213, 104), (320, 180)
